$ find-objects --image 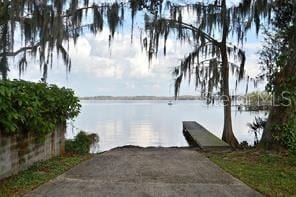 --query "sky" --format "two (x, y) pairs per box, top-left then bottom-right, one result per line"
(7, 0), (266, 97)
